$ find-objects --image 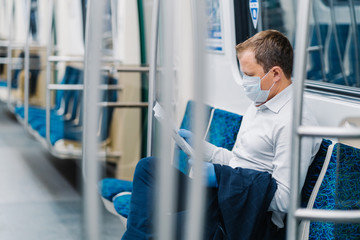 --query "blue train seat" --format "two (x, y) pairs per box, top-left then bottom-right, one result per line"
(15, 65), (118, 145)
(98, 101), (243, 222)
(174, 101), (214, 175)
(14, 66), (81, 119)
(301, 139), (333, 207)
(301, 142), (360, 239)
(15, 66), (84, 144)
(56, 75), (118, 143)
